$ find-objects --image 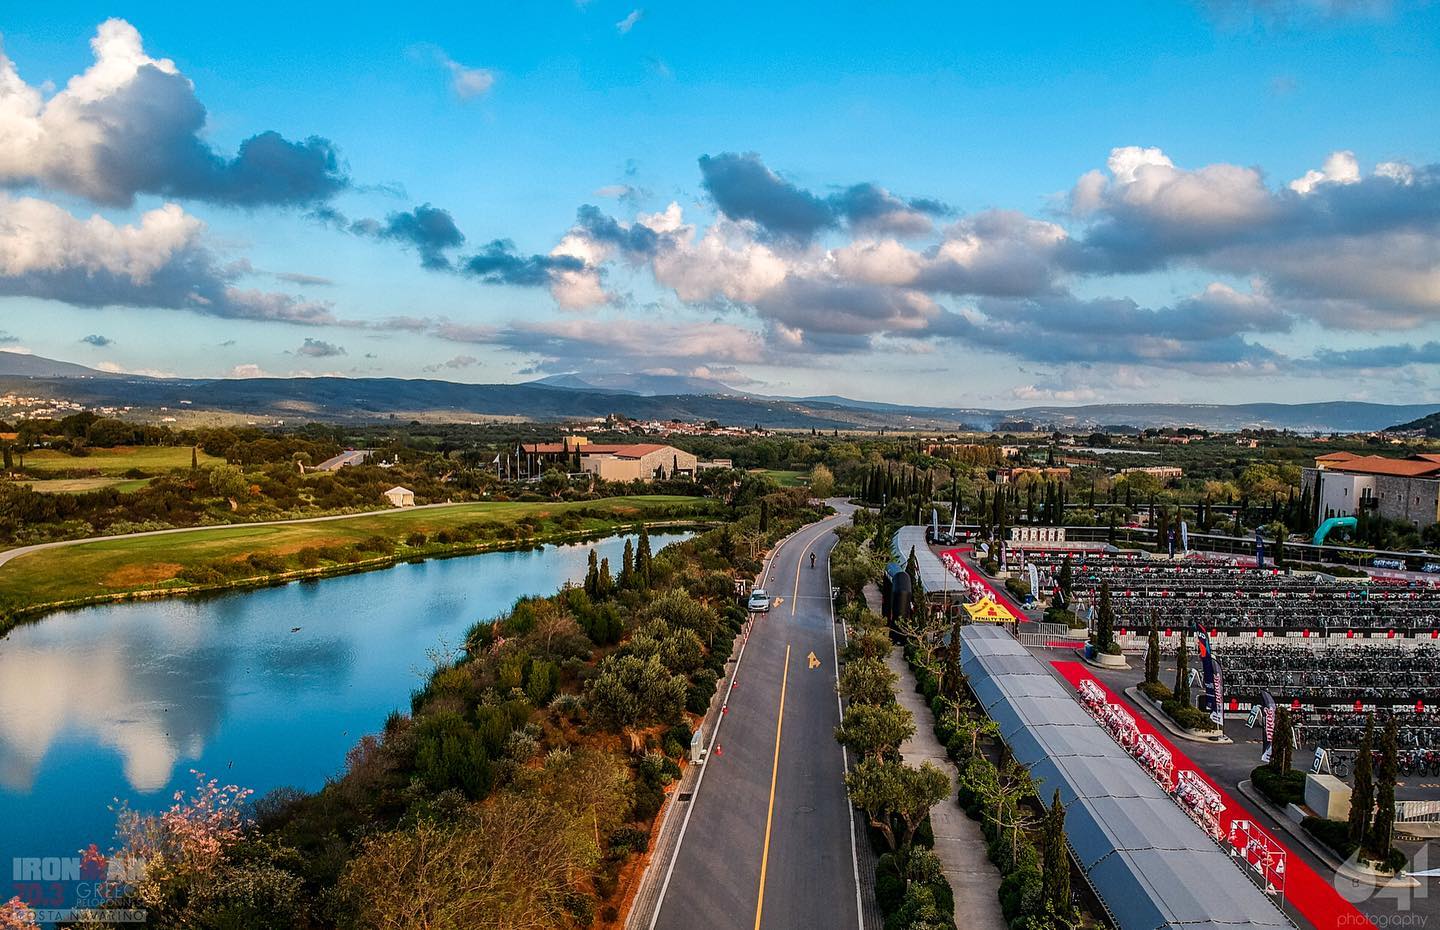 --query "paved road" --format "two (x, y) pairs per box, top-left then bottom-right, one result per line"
(650, 507), (863, 930)
(0, 501), (496, 569)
